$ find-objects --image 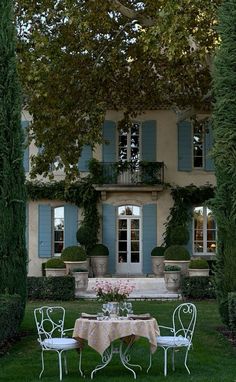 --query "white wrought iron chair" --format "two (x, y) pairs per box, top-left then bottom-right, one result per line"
(148, 302), (197, 376)
(34, 306), (83, 381)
